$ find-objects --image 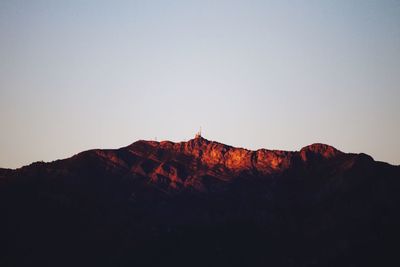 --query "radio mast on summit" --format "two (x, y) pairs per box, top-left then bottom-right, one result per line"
(195, 127), (202, 139)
